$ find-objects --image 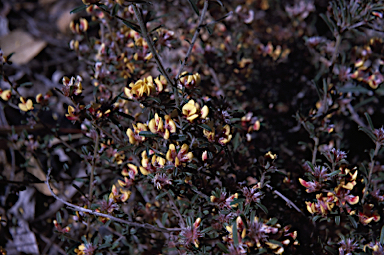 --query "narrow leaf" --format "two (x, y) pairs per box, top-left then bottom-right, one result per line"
(115, 16), (141, 33)
(198, 124), (212, 132)
(380, 225), (384, 244)
(348, 215), (358, 229)
(187, 0), (200, 16)
(232, 222), (239, 246)
(335, 216), (340, 225)
(216, 242), (229, 253)
(70, 5), (87, 14)
(359, 126), (377, 142)
(365, 112), (375, 130)
(56, 212), (62, 224)
(161, 212), (168, 226)
(139, 131), (158, 137)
